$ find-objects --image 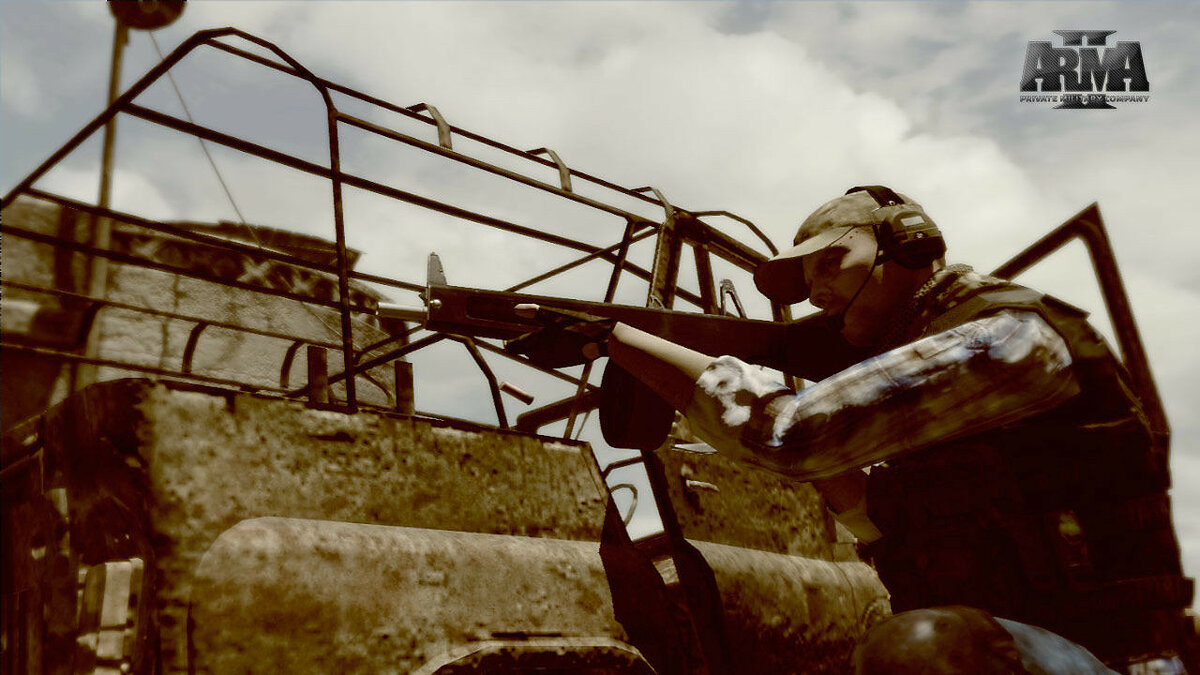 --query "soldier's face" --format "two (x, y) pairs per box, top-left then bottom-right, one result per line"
(802, 228), (905, 346)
